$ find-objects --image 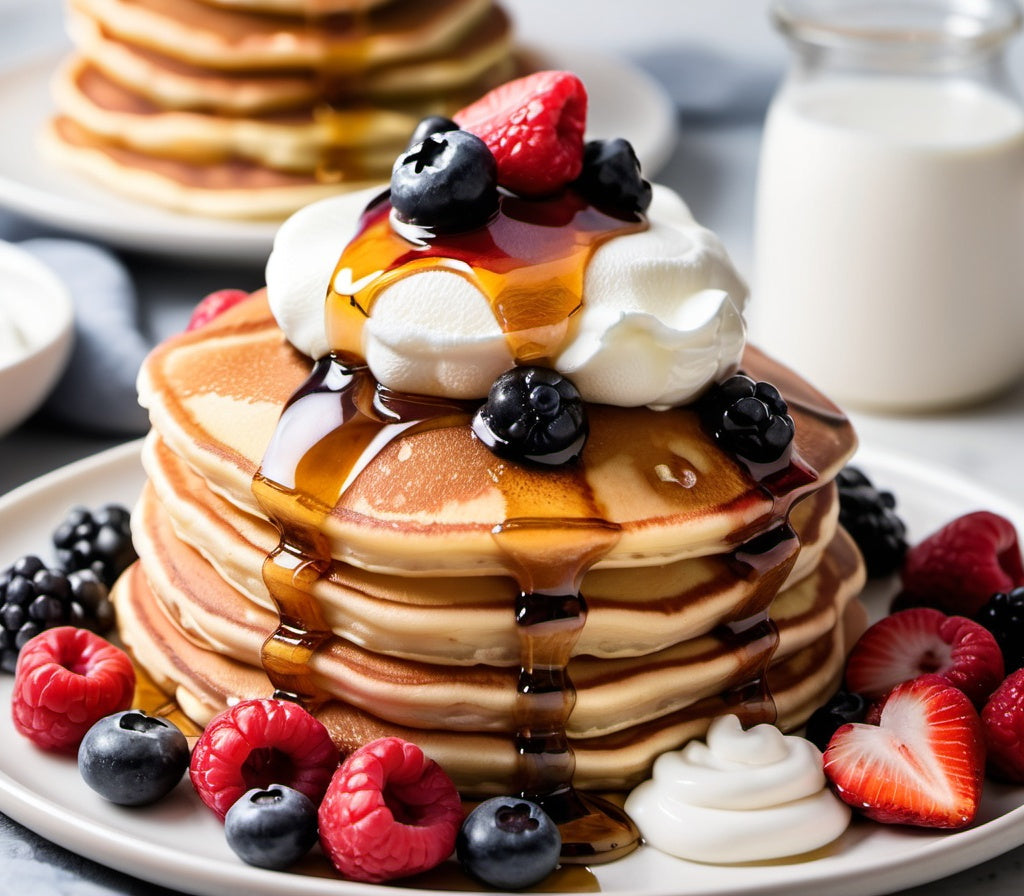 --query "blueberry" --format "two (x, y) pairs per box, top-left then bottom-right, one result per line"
(78, 710), (190, 806)
(574, 138), (652, 214)
(804, 689), (868, 753)
(699, 374), (795, 468)
(472, 367), (588, 466)
(407, 115), (459, 149)
(456, 796), (561, 889)
(390, 129), (498, 233)
(224, 784), (319, 870)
